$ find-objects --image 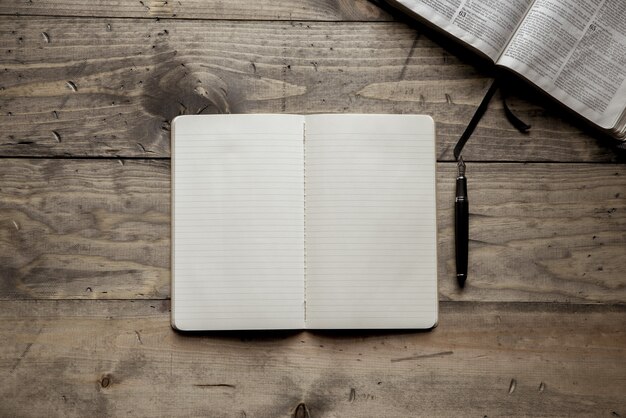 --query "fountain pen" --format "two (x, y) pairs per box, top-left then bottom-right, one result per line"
(455, 157), (468, 287)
